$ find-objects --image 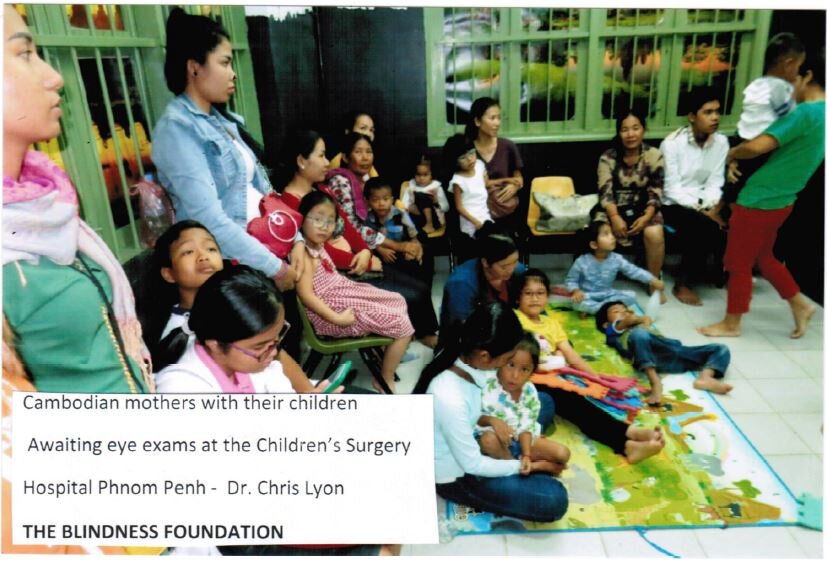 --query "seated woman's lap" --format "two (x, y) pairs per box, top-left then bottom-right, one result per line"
(436, 473), (568, 522)
(365, 264), (439, 336)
